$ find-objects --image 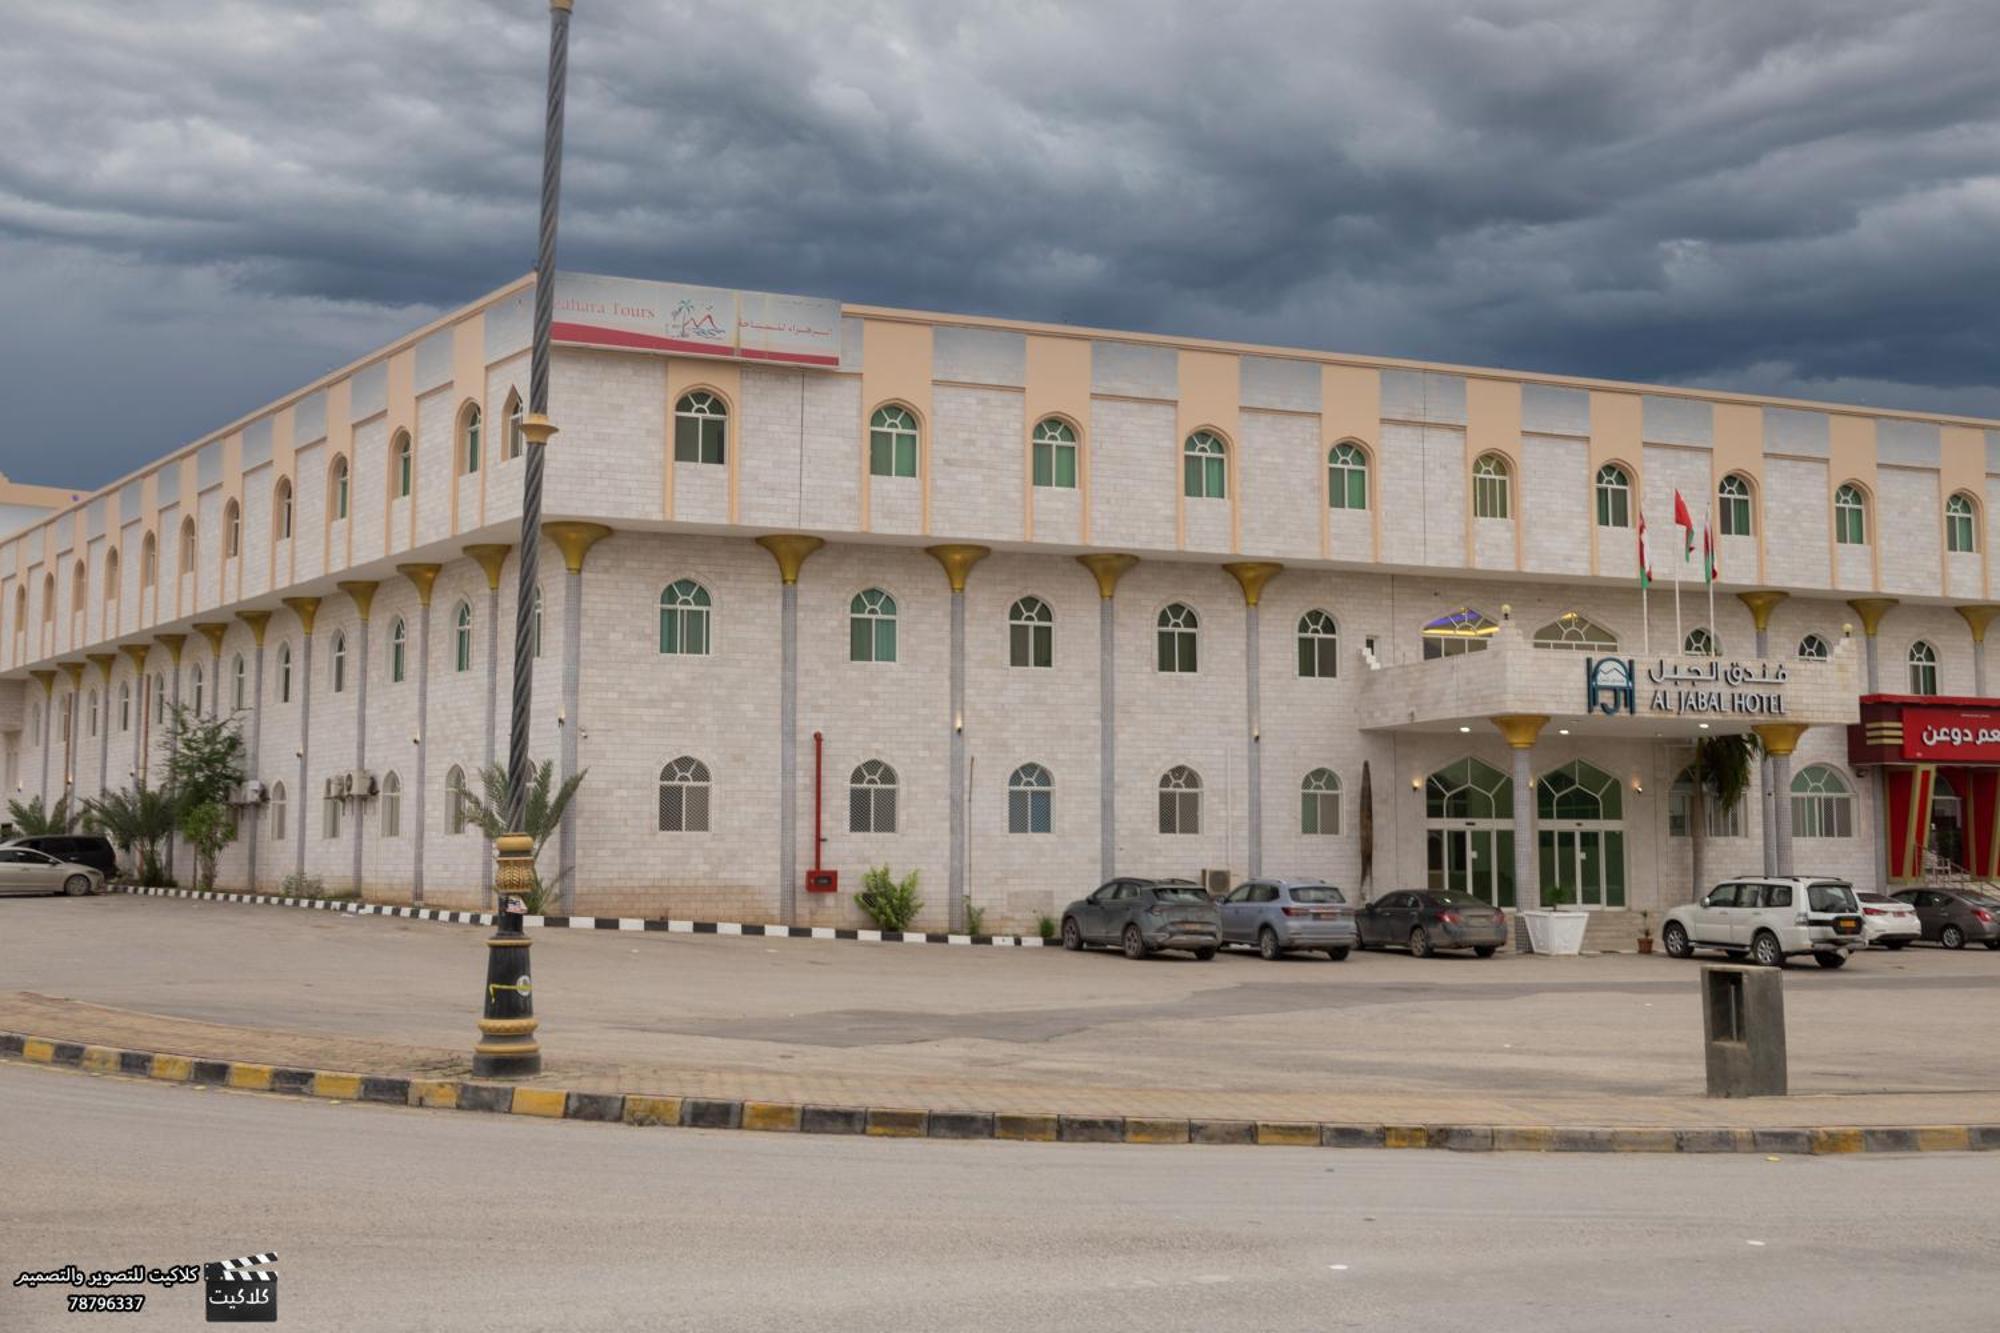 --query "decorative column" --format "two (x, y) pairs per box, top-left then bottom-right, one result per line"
(59, 663), (84, 805)
(28, 671), (56, 806)
(191, 625), (228, 721)
(86, 654), (116, 796)
(280, 599), (318, 883)
(1739, 591), (1788, 875)
(1847, 597), (1898, 693)
(464, 547), (511, 902)
(1077, 554), (1139, 882)
(1492, 713), (1549, 950)
(1753, 723), (1809, 877)
(1223, 562), (1283, 878)
(155, 634), (186, 882)
(119, 645), (150, 785)
(337, 583), (378, 898)
(542, 523), (613, 913)
(1954, 605), (2000, 697)
(757, 534), (825, 923)
(237, 612), (272, 890)
(396, 566), (441, 905)
(926, 543), (990, 933)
